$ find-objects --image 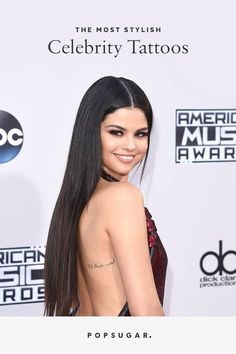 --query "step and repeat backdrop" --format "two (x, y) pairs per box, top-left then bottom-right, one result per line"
(0, 0), (235, 316)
